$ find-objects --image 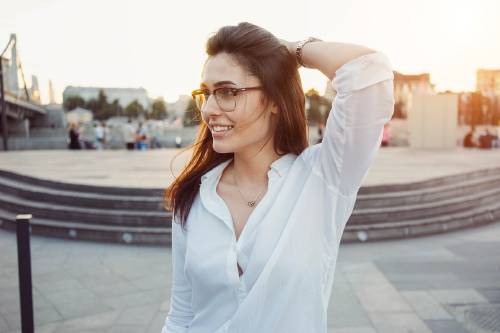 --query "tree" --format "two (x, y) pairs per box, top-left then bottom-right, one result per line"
(151, 98), (168, 120)
(63, 96), (85, 111)
(124, 100), (145, 119)
(465, 92), (483, 126)
(91, 89), (111, 120)
(305, 89), (323, 125)
(183, 99), (200, 126)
